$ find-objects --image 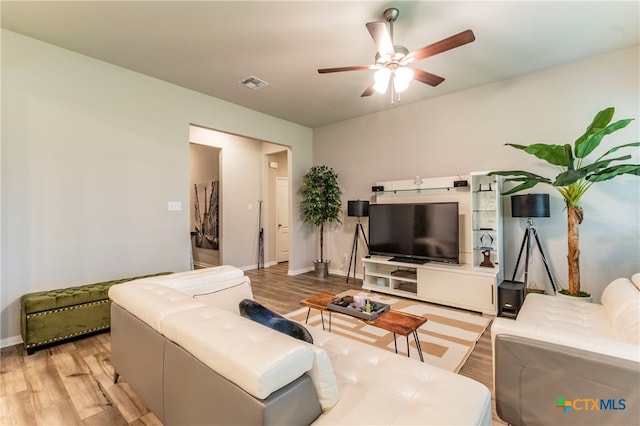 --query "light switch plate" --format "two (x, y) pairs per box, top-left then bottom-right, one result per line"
(168, 201), (182, 211)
